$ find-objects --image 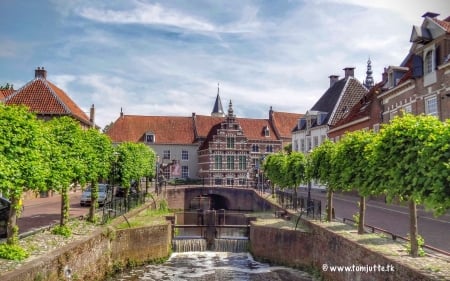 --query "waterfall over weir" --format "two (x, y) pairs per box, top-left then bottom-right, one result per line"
(173, 237), (249, 253)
